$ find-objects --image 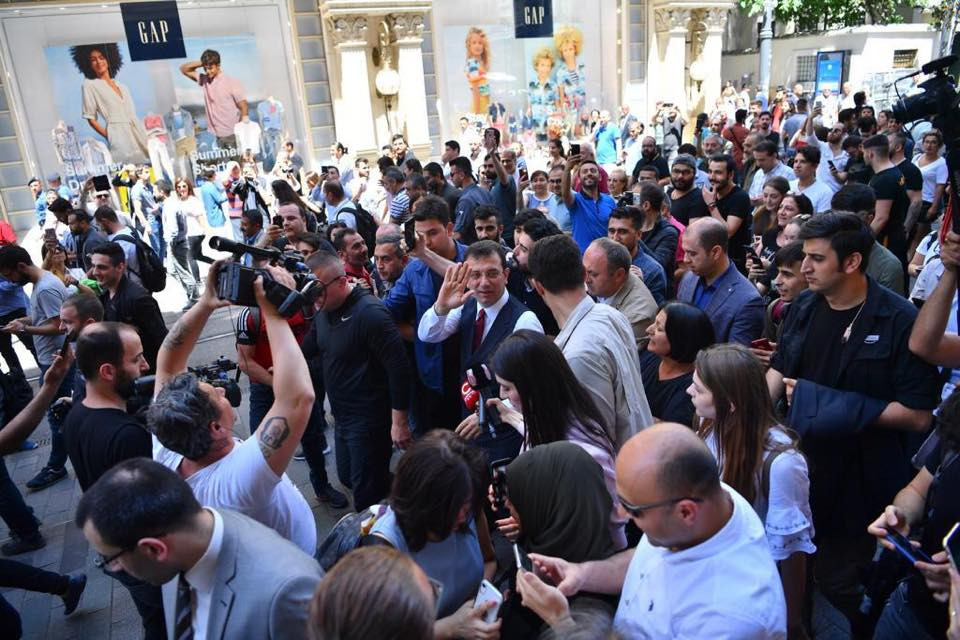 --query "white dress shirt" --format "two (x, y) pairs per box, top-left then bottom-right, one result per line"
(162, 508), (224, 640)
(749, 162), (796, 199)
(418, 288), (543, 343)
